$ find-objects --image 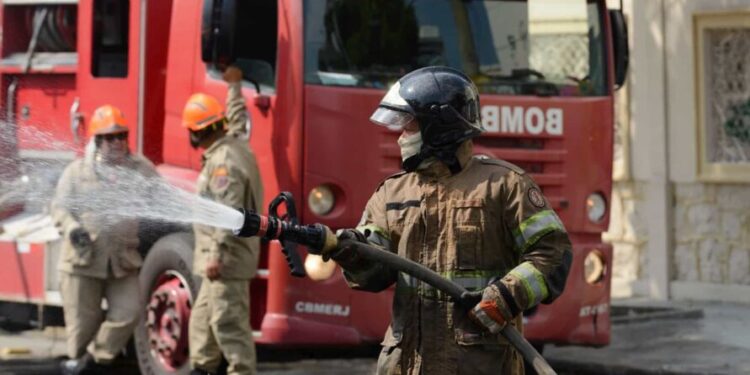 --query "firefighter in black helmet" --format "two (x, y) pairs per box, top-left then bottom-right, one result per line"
(370, 66), (483, 172)
(329, 66), (573, 374)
